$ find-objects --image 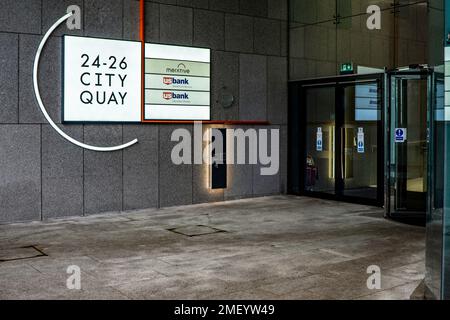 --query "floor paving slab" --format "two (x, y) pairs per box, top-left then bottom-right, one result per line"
(0, 196), (425, 300)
